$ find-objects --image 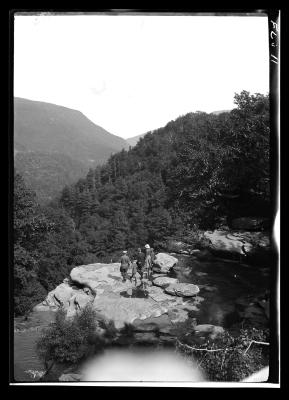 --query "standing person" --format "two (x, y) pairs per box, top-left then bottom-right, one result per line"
(135, 247), (145, 280)
(130, 261), (138, 286)
(144, 244), (155, 279)
(120, 250), (131, 282)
